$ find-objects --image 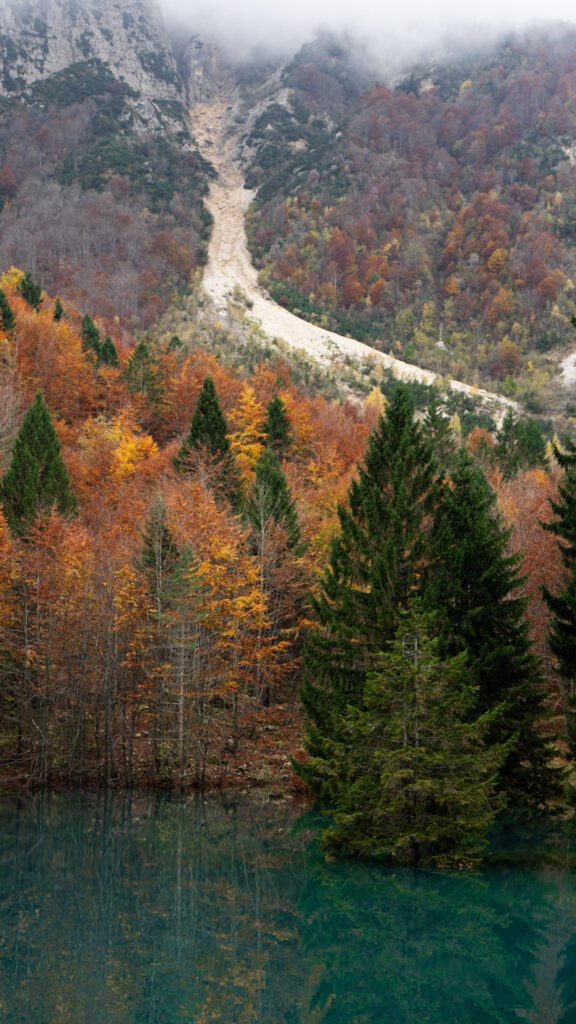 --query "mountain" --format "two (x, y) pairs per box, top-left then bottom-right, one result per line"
(0, 0), (212, 330)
